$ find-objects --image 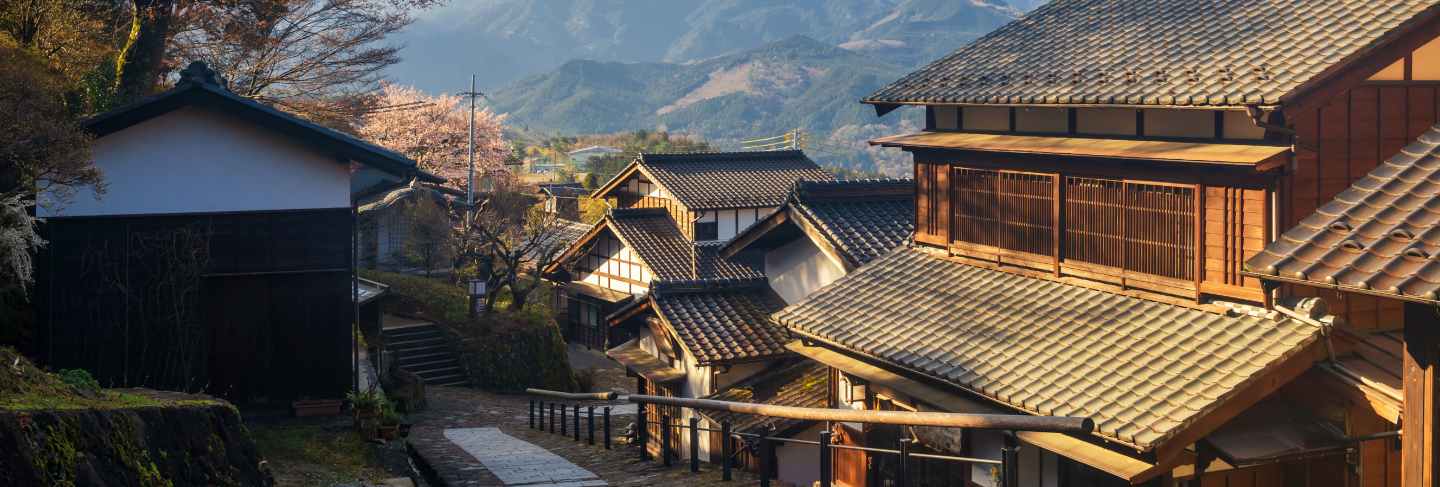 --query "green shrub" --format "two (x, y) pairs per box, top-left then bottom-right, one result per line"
(57, 369), (99, 393)
(359, 270), (467, 325)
